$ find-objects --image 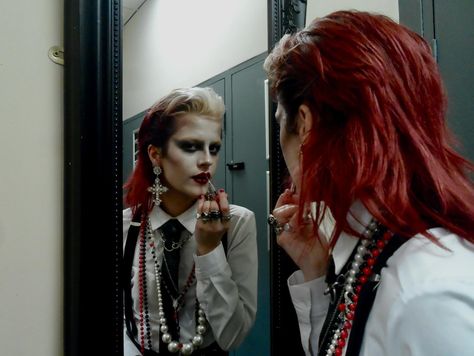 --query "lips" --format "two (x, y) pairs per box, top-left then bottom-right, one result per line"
(192, 172), (210, 185)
